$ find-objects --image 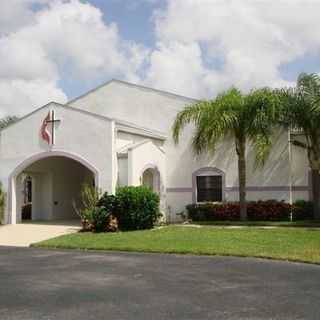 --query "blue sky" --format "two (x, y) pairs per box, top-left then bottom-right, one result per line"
(68, 0), (320, 100)
(88, 0), (160, 46)
(280, 53), (320, 81)
(60, 0), (163, 99)
(88, 0), (319, 81)
(0, 0), (319, 117)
